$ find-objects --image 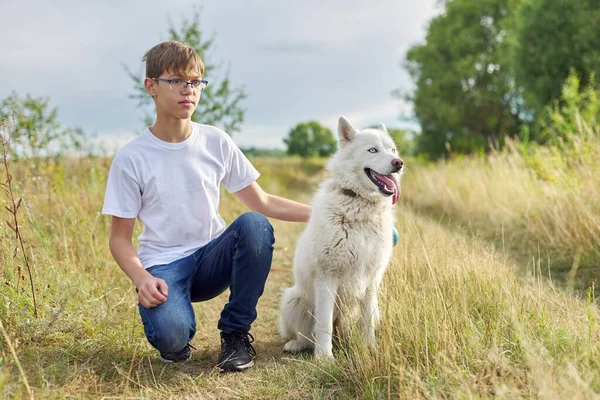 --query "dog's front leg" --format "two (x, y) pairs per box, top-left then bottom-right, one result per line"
(361, 284), (380, 348)
(313, 277), (338, 359)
